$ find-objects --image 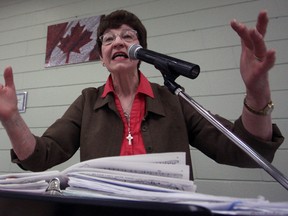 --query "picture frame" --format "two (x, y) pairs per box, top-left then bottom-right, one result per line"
(17, 92), (28, 113)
